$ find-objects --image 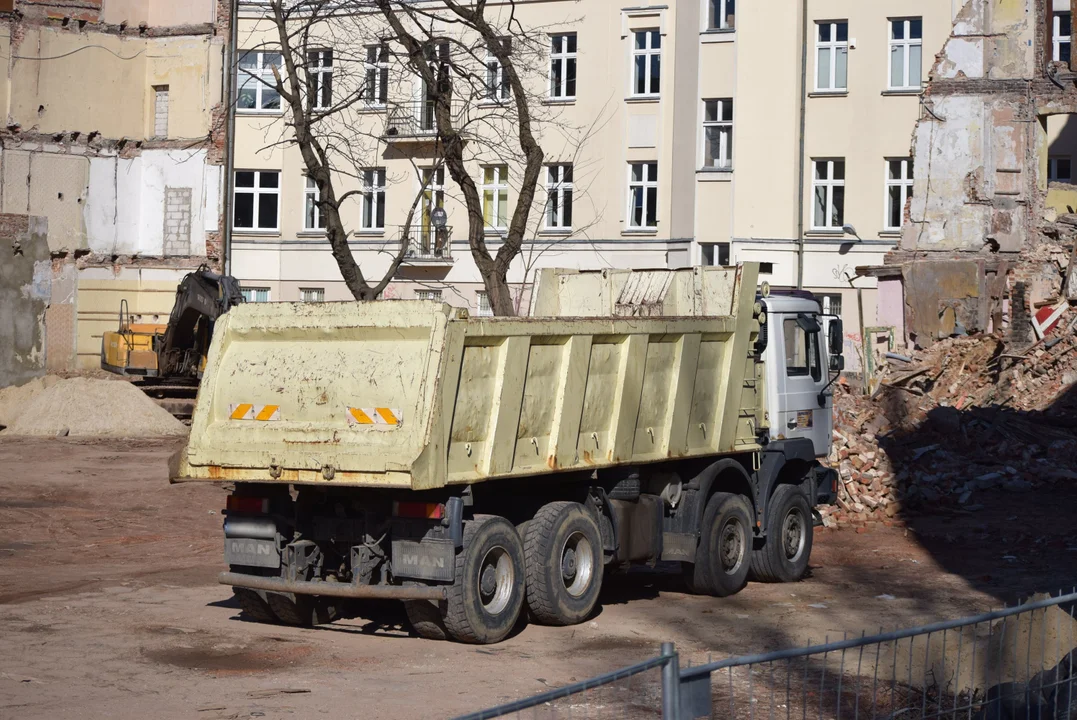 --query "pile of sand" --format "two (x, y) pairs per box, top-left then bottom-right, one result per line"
(5, 377), (187, 438)
(0, 375), (62, 429)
